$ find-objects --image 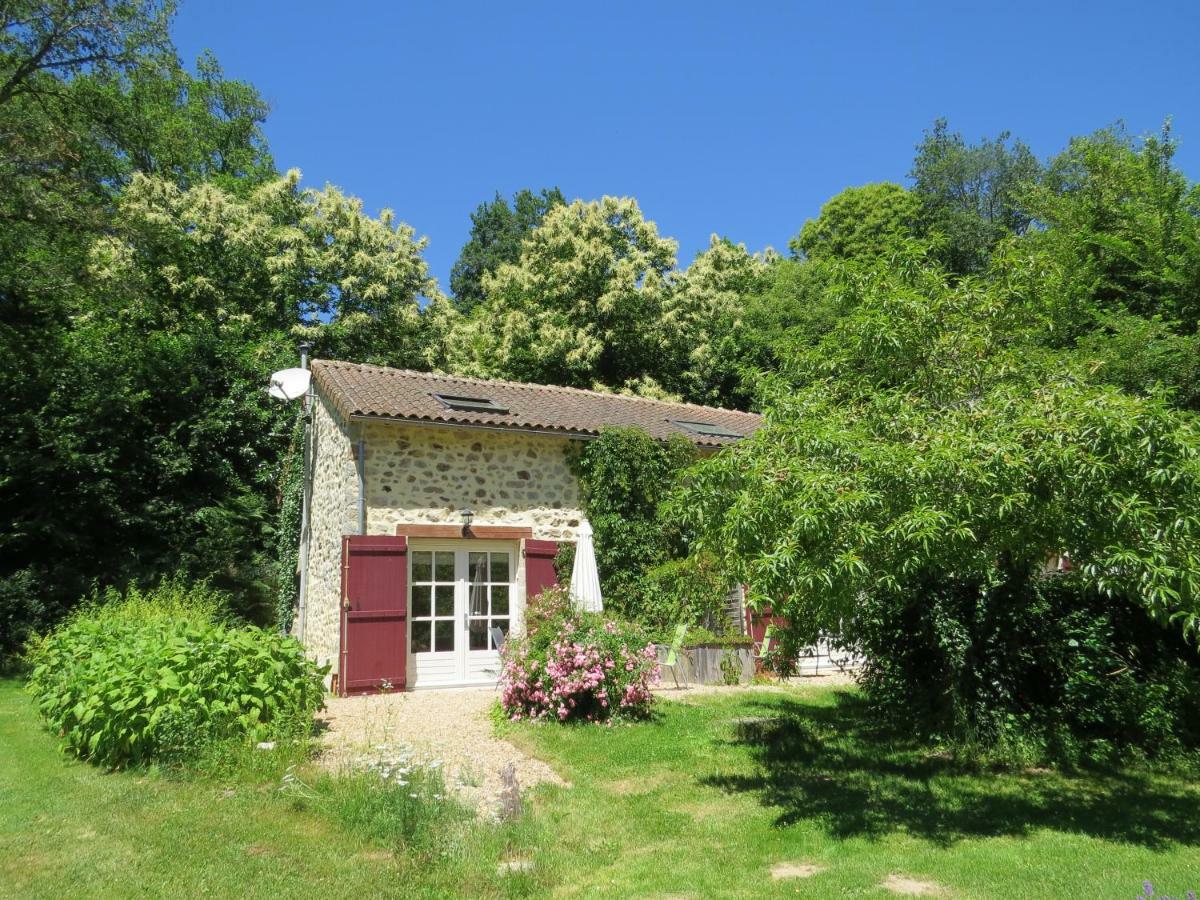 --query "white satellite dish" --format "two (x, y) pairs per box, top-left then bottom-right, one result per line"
(268, 367), (312, 402)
